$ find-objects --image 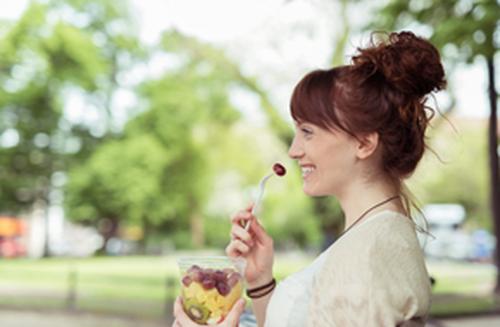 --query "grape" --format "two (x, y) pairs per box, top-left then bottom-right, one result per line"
(189, 269), (204, 282)
(213, 270), (226, 282)
(216, 281), (230, 296)
(201, 277), (216, 290)
(273, 163), (286, 176)
(227, 272), (241, 287)
(182, 275), (193, 287)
